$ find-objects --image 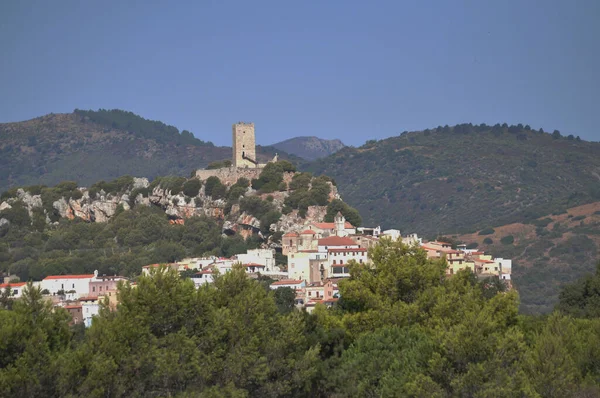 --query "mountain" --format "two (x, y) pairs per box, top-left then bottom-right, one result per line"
(306, 124), (600, 234)
(271, 136), (345, 160)
(0, 109), (300, 193)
